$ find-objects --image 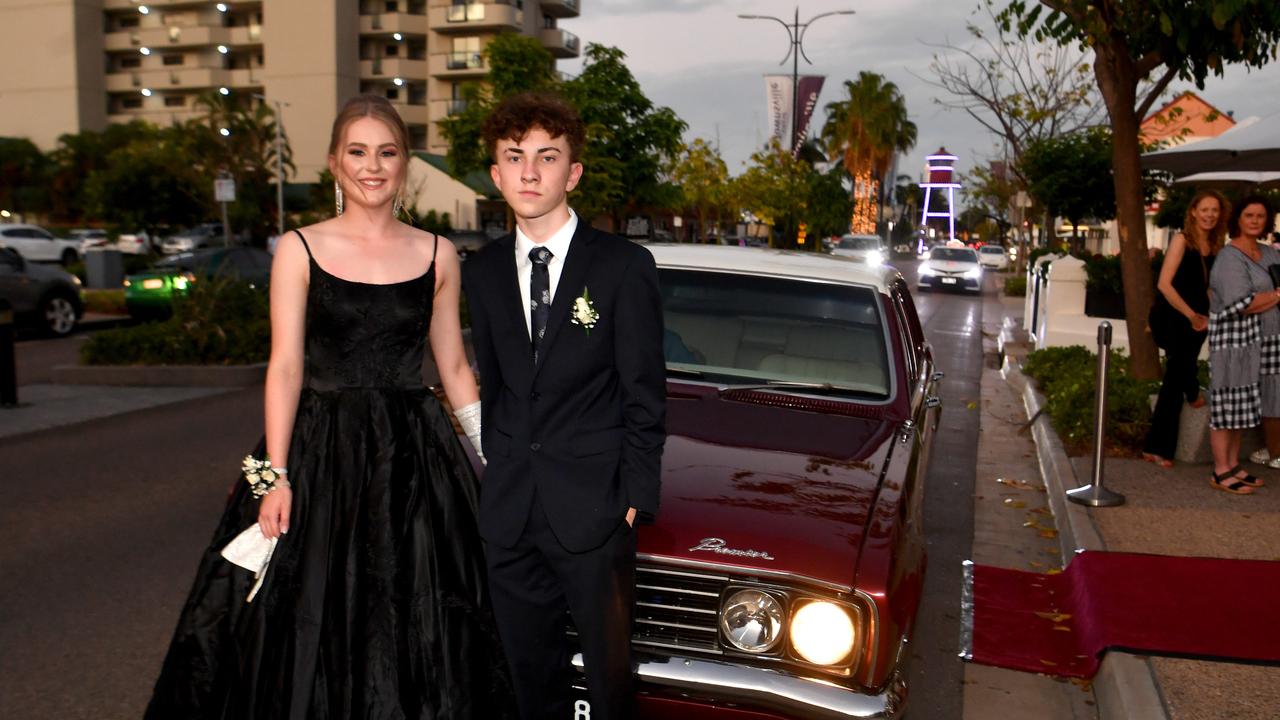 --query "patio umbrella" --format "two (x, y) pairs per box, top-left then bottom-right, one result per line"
(1172, 170), (1280, 188)
(1142, 111), (1280, 176)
